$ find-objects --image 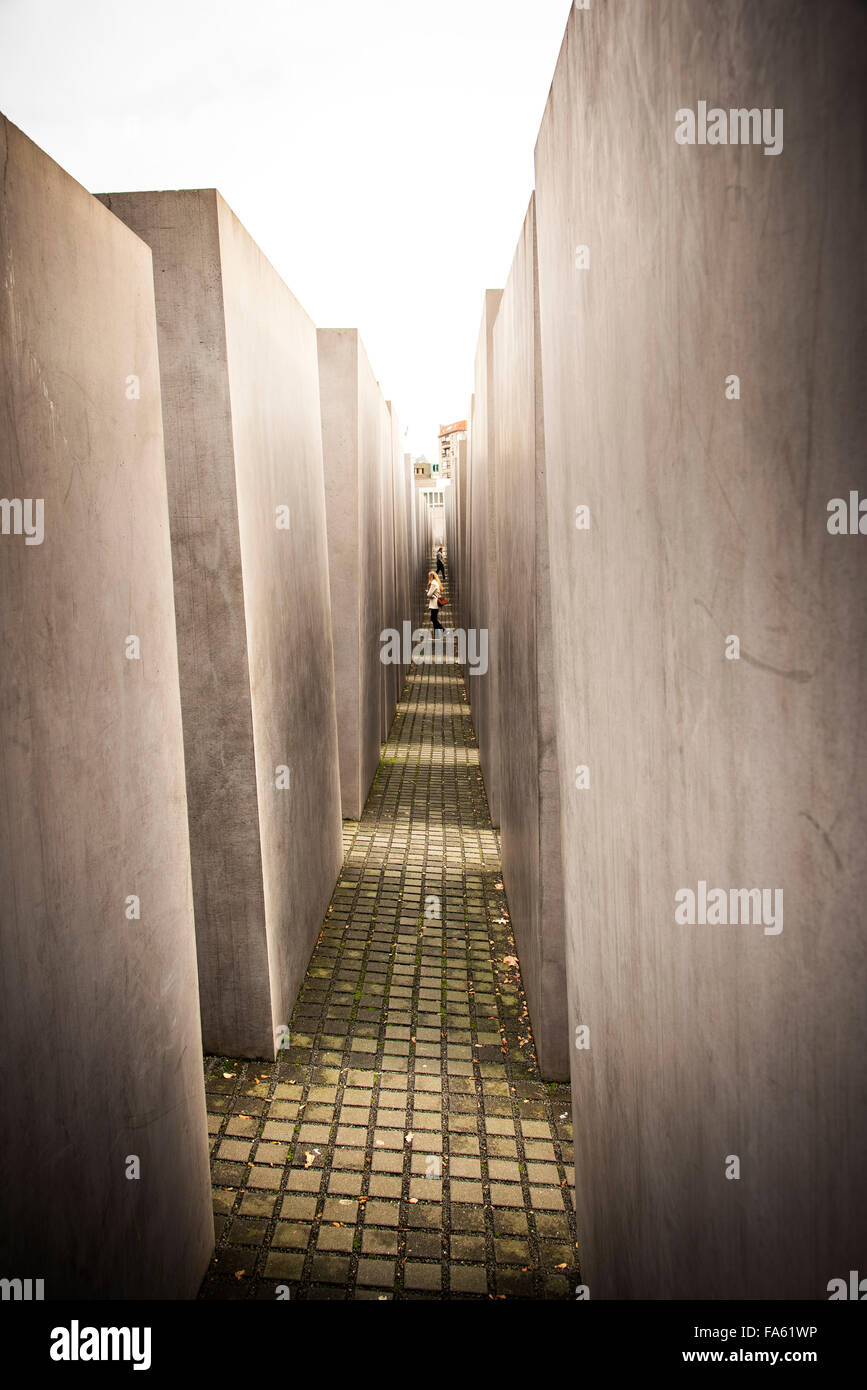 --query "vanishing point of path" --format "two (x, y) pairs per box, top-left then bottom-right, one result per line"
(200, 570), (578, 1300)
